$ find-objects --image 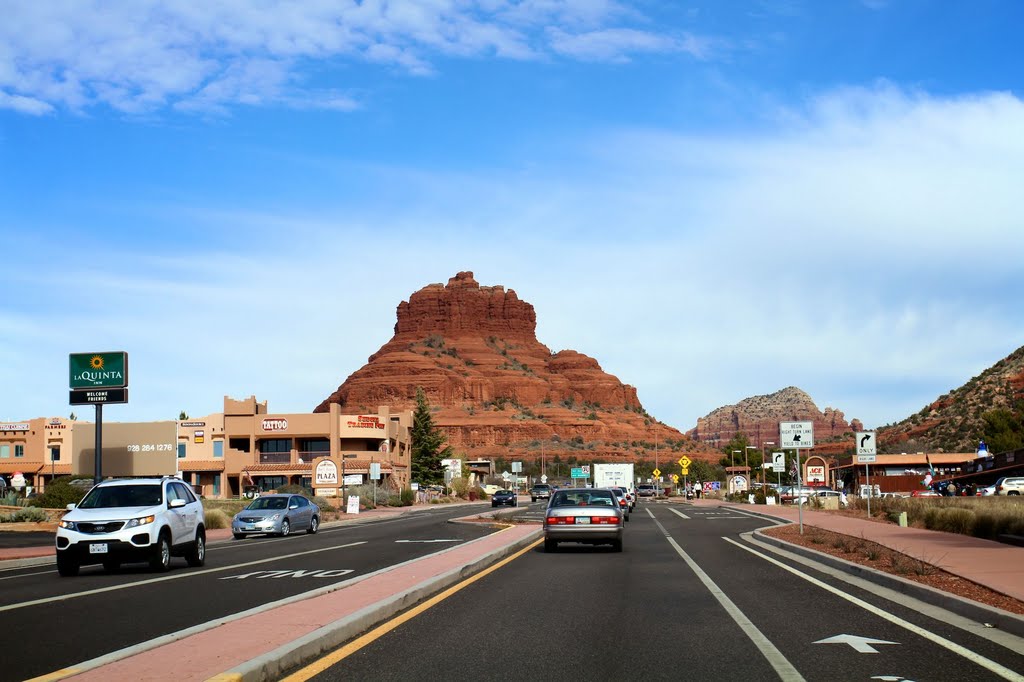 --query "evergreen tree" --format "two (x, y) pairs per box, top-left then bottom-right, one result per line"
(411, 387), (451, 485)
